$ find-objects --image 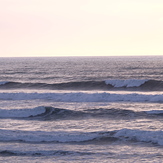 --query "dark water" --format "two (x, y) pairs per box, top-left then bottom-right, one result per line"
(0, 56), (163, 163)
